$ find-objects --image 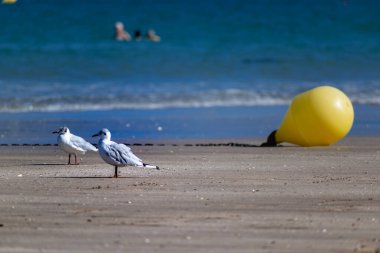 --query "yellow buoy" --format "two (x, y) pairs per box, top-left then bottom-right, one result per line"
(262, 86), (354, 147)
